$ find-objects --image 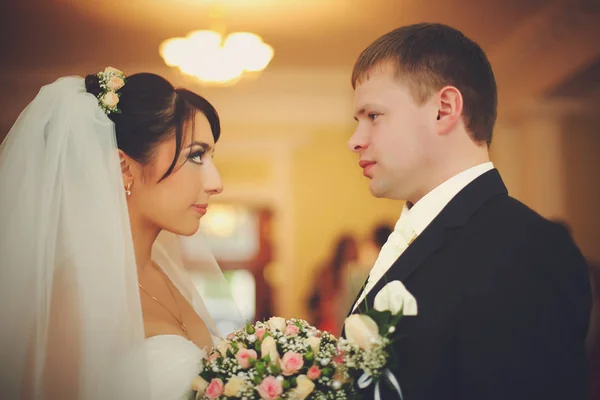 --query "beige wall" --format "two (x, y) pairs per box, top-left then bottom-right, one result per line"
(563, 114), (600, 262)
(291, 128), (402, 319)
(214, 127), (402, 320)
